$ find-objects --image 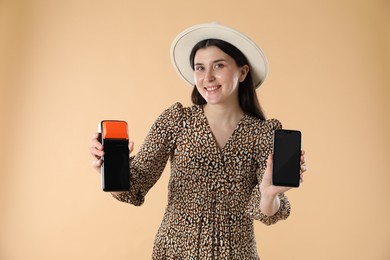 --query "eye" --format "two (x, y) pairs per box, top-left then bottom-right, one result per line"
(214, 63), (225, 70)
(194, 65), (204, 72)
